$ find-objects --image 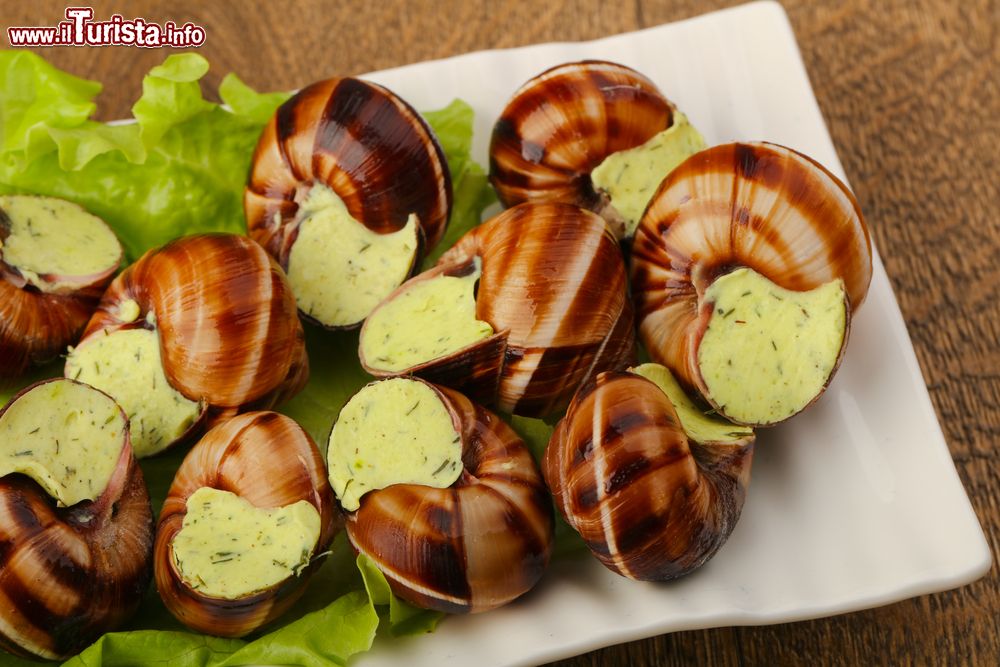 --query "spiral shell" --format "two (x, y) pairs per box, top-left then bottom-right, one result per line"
(0, 197), (121, 382)
(155, 411), (337, 637)
(345, 381), (553, 613)
(362, 202), (636, 417)
(631, 142), (872, 420)
(489, 61), (674, 221)
(67, 233), (308, 454)
(245, 77), (451, 328)
(0, 379), (153, 660)
(543, 370), (754, 581)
